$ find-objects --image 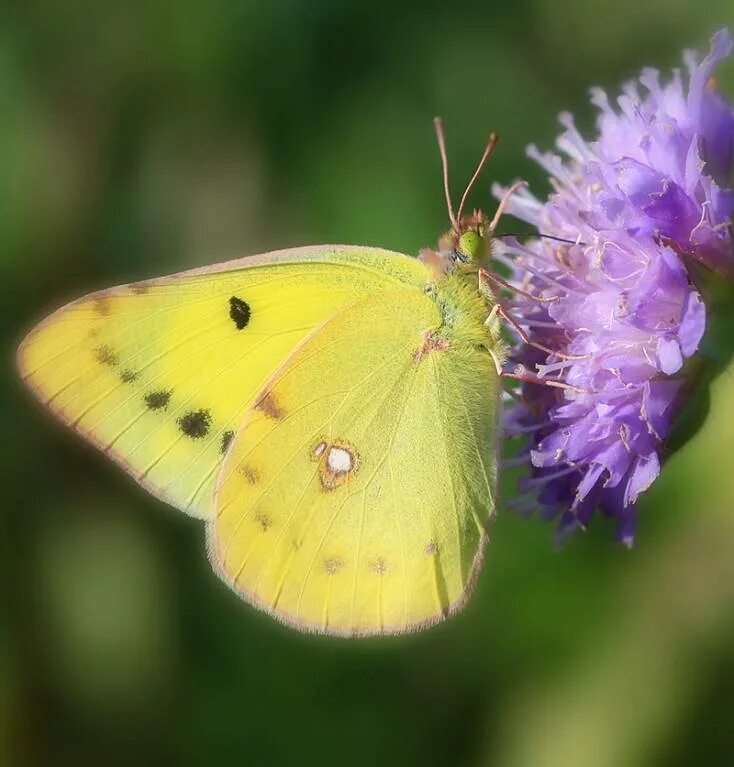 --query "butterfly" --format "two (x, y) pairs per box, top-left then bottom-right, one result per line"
(17, 119), (527, 636)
